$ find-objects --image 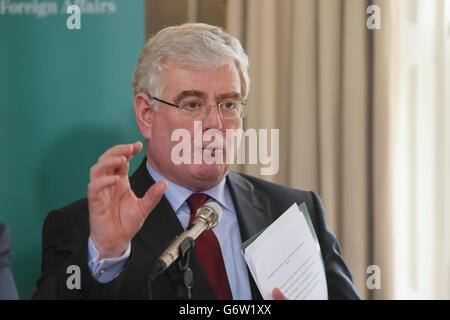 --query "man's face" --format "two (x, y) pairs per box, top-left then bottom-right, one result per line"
(146, 61), (243, 191)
